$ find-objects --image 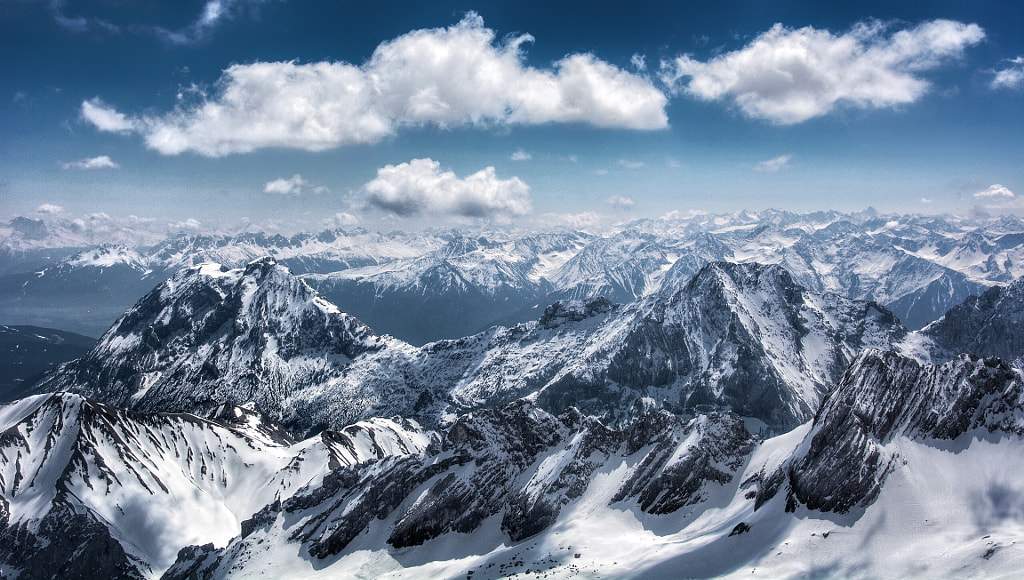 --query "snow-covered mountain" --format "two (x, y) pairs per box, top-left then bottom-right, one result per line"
(754, 349), (1024, 514)
(924, 274), (1024, 366)
(33, 258), (387, 435)
(161, 348), (1024, 579)
(303, 231), (584, 344)
(0, 392), (436, 578)
(5, 258), (1024, 577)
(36, 258), (912, 434)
